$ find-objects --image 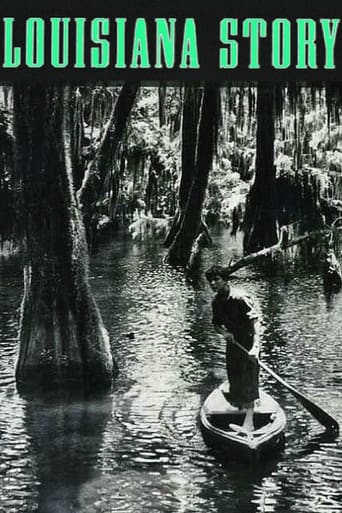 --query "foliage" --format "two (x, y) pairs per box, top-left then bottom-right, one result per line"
(128, 213), (172, 241)
(121, 87), (181, 222)
(3, 83), (342, 249)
